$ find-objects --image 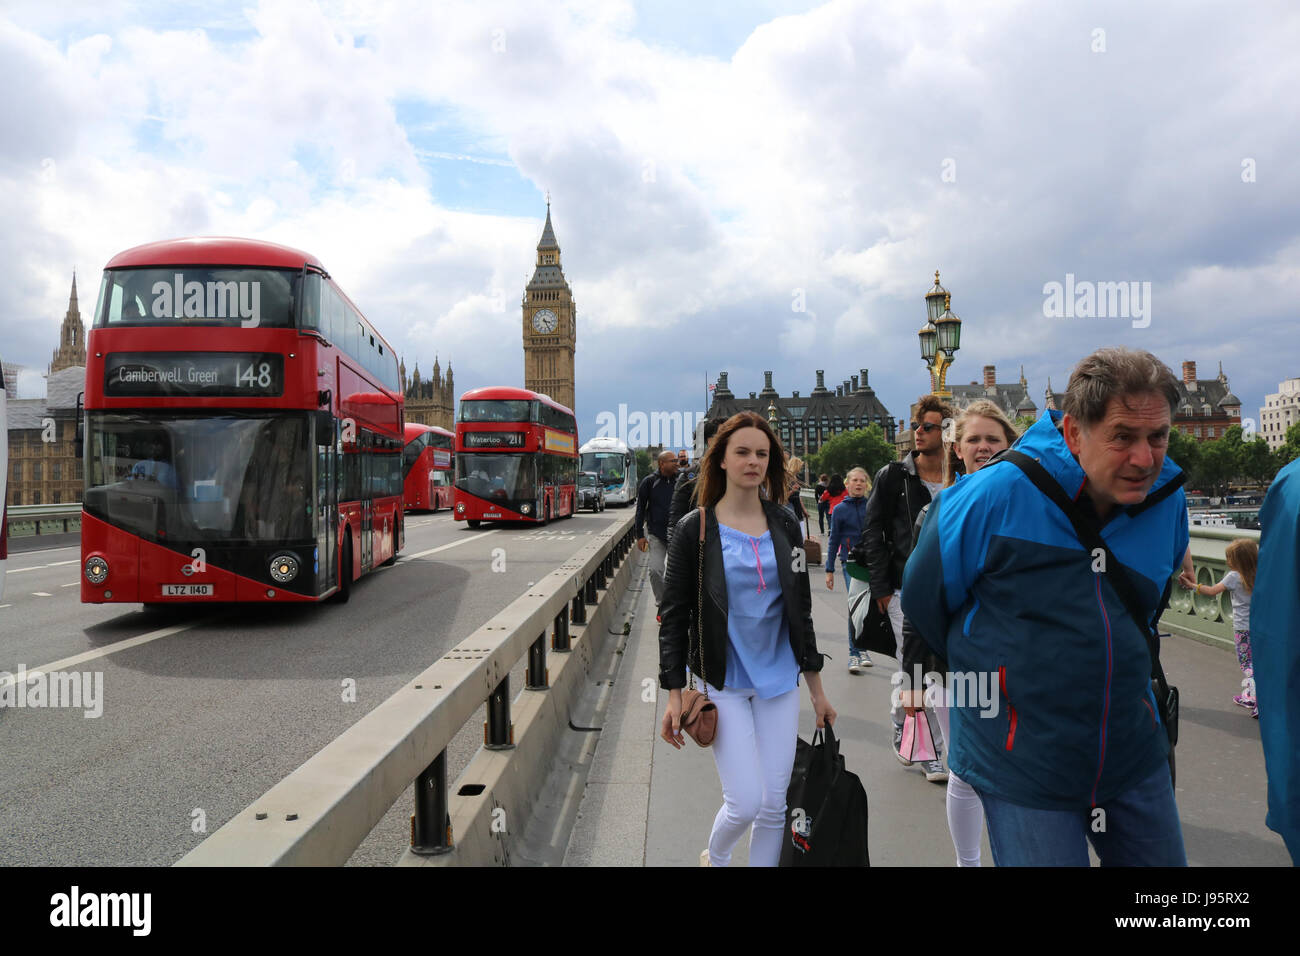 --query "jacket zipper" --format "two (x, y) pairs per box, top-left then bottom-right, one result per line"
(1091, 574), (1114, 807)
(1142, 696), (1158, 729)
(999, 665), (1017, 750)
